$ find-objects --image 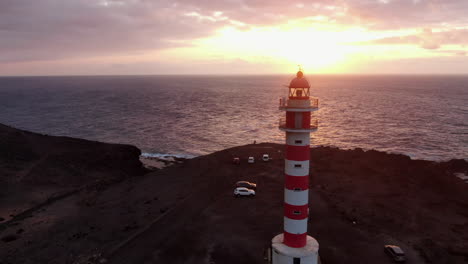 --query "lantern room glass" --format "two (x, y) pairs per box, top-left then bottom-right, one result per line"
(289, 87), (310, 99)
